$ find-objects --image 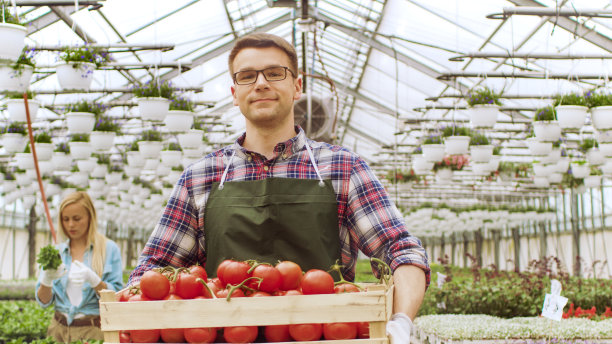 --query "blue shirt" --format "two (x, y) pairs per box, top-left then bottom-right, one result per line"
(36, 239), (123, 325)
